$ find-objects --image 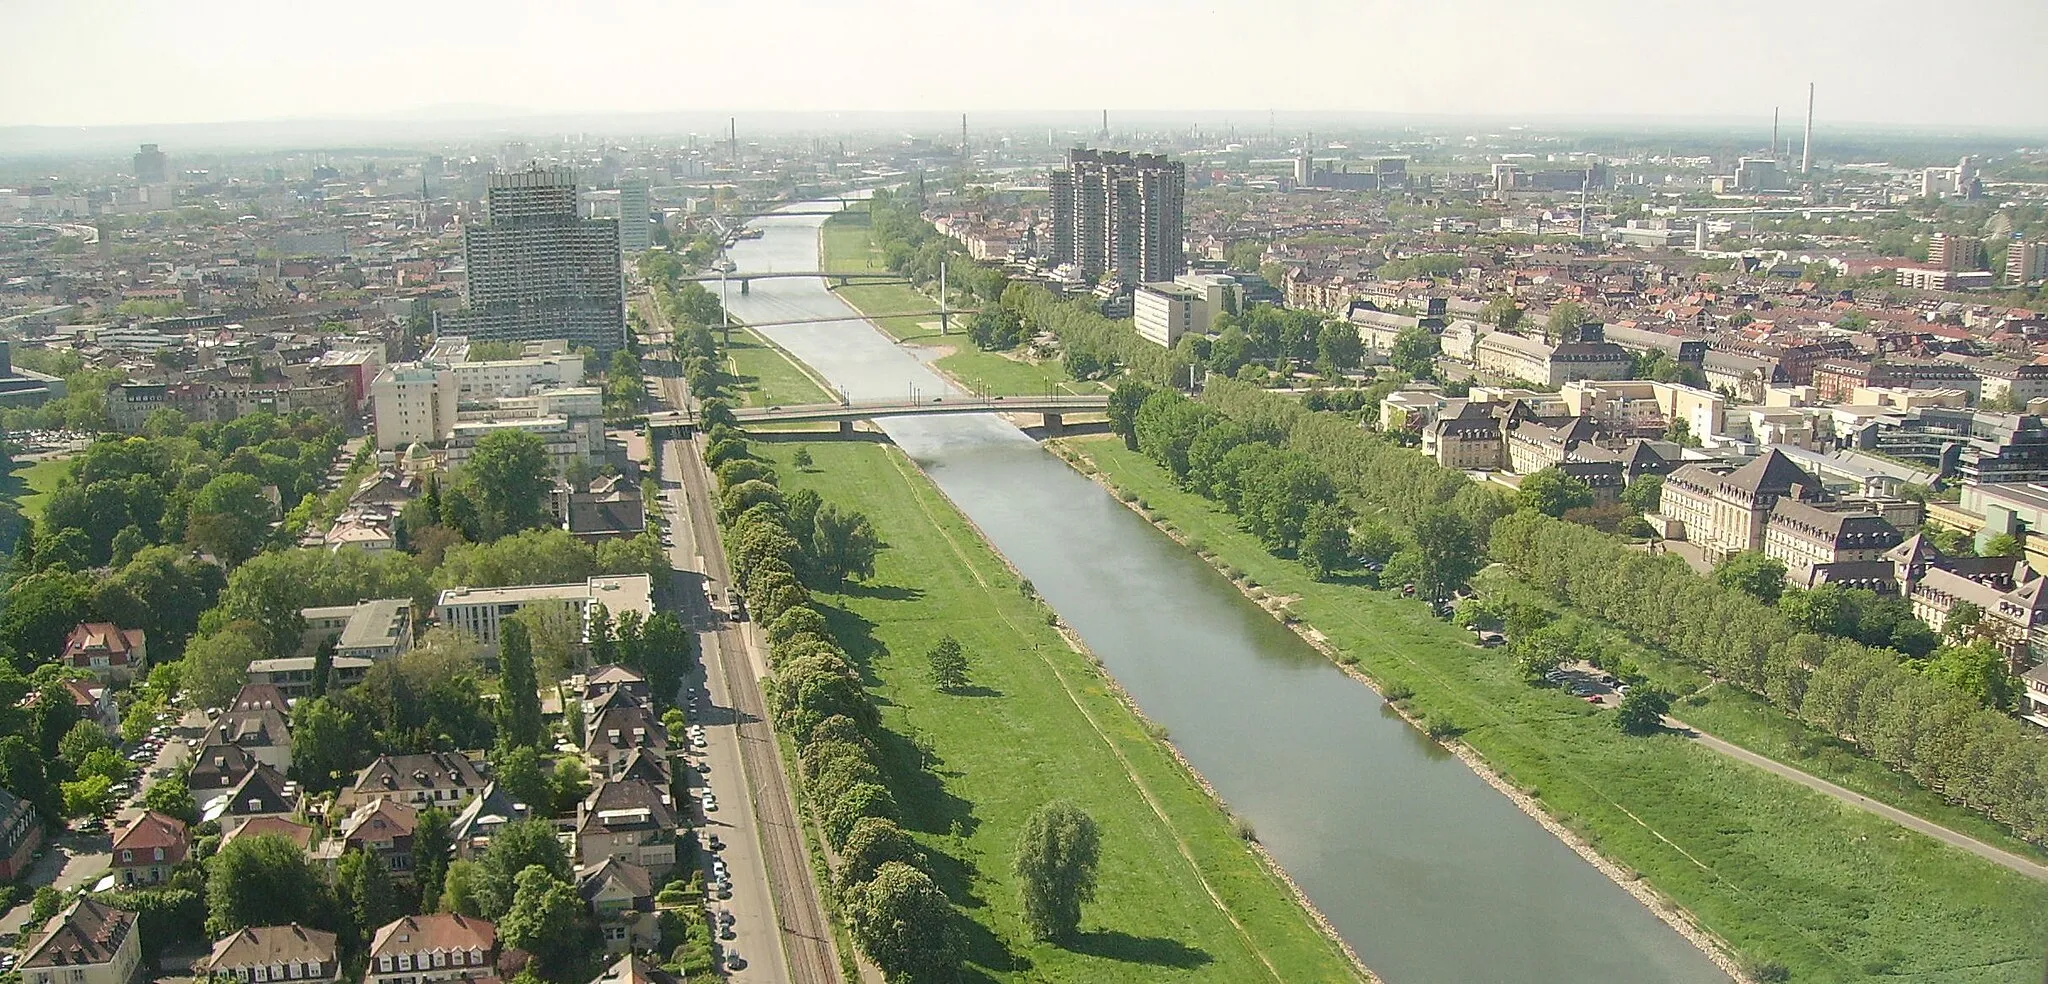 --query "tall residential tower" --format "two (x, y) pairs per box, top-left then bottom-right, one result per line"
(450, 167), (625, 353)
(1046, 149), (1186, 284)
